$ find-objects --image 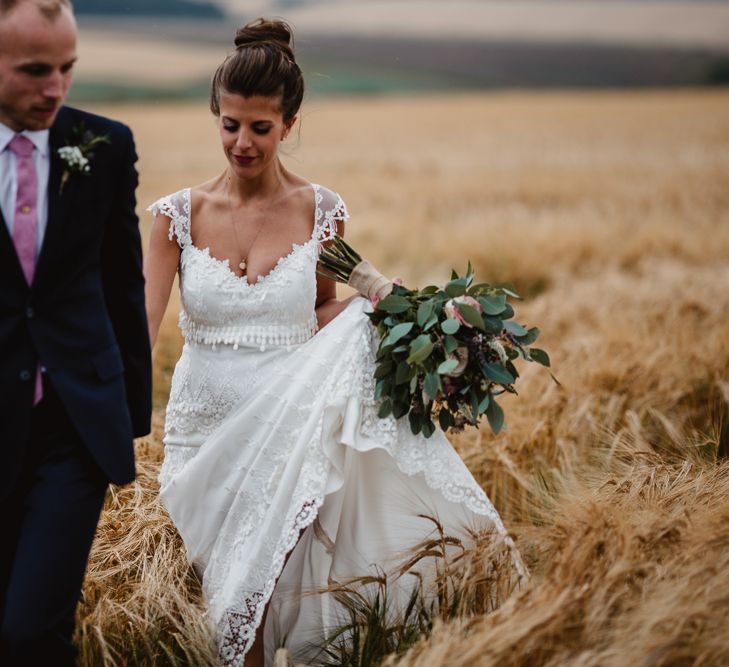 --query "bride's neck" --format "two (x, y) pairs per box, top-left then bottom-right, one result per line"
(225, 160), (287, 202)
